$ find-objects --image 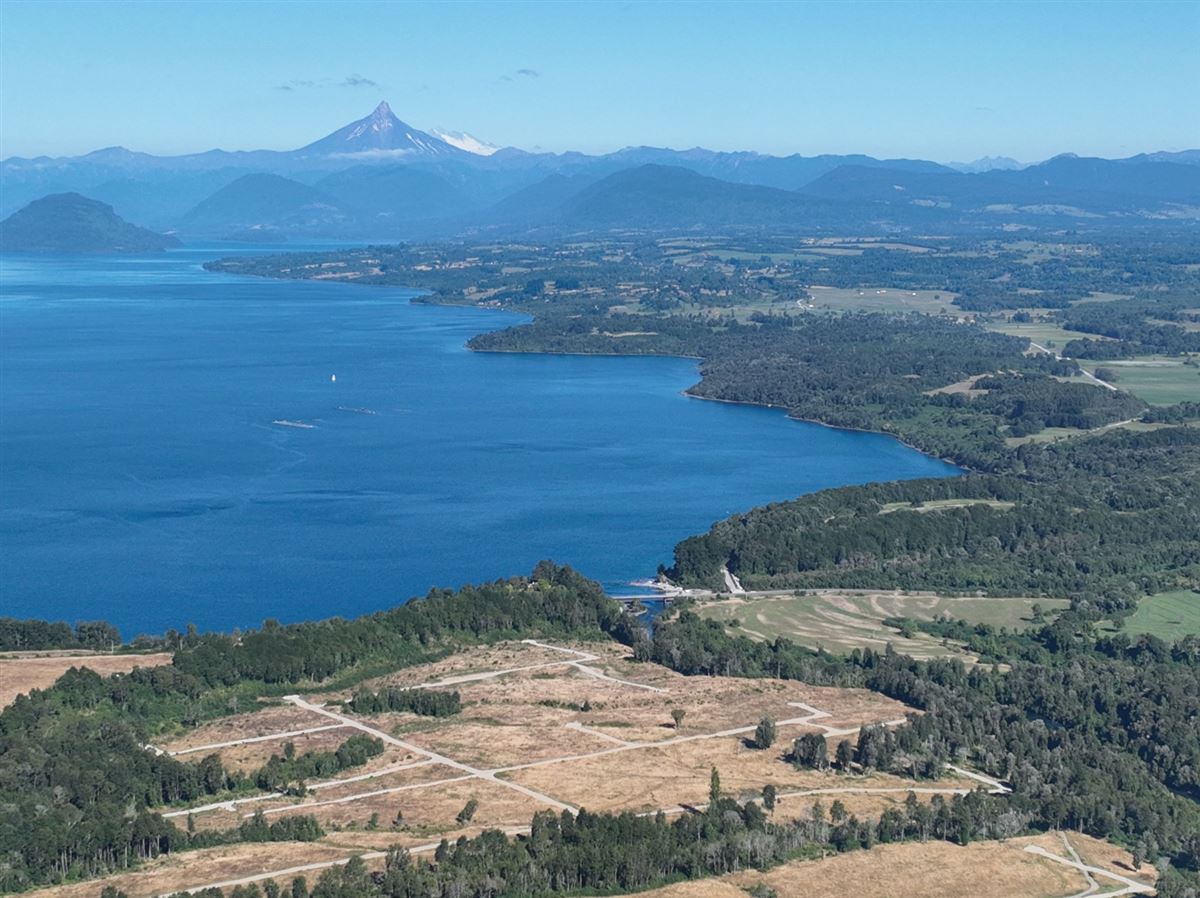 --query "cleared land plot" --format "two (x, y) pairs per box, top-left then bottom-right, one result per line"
(619, 833), (1153, 898)
(323, 775), (550, 836)
(806, 285), (962, 316)
(94, 639), (1027, 898)
(156, 704), (421, 773)
(1116, 590), (1200, 640)
(879, 498), (1015, 514)
(20, 841), (352, 898)
(987, 317), (1093, 348)
(250, 769), (551, 838)
(359, 646), (907, 764)
(696, 592), (1068, 660)
(506, 737), (973, 816)
(0, 651), (172, 709)
(186, 759), (456, 832)
(353, 641), (586, 692)
(1079, 357), (1200, 406)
